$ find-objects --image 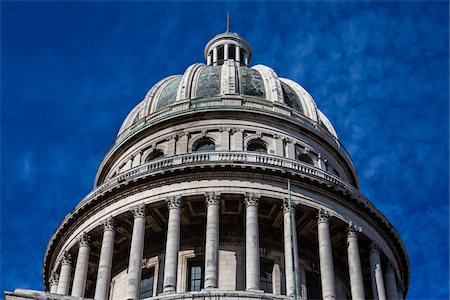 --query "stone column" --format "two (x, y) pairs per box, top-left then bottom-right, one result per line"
(285, 139), (295, 159)
(347, 222), (365, 300)
(94, 217), (115, 300)
(317, 209), (336, 300)
(224, 44), (229, 60)
(56, 251), (72, 295)
(235, 46), (241, 63)
(167, 135), (177, 156)
(244, 192), (260, 290)
(163, 195), (183, 293)
(397, 281), (404, 300)
(384, 262), (399, 300)
(71, 232), (90, 297)
(207, 53), (212, 66)
(126, 204), (146, 300)
(231, 128), (243, 151)
(282, 198), (300, 296)
(244, 54), (249, 65)
(49, 271), (59, 294)
(370, 243), (387, 300)
(204, 192), (221, 288)
(213, 47), (218, 66)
